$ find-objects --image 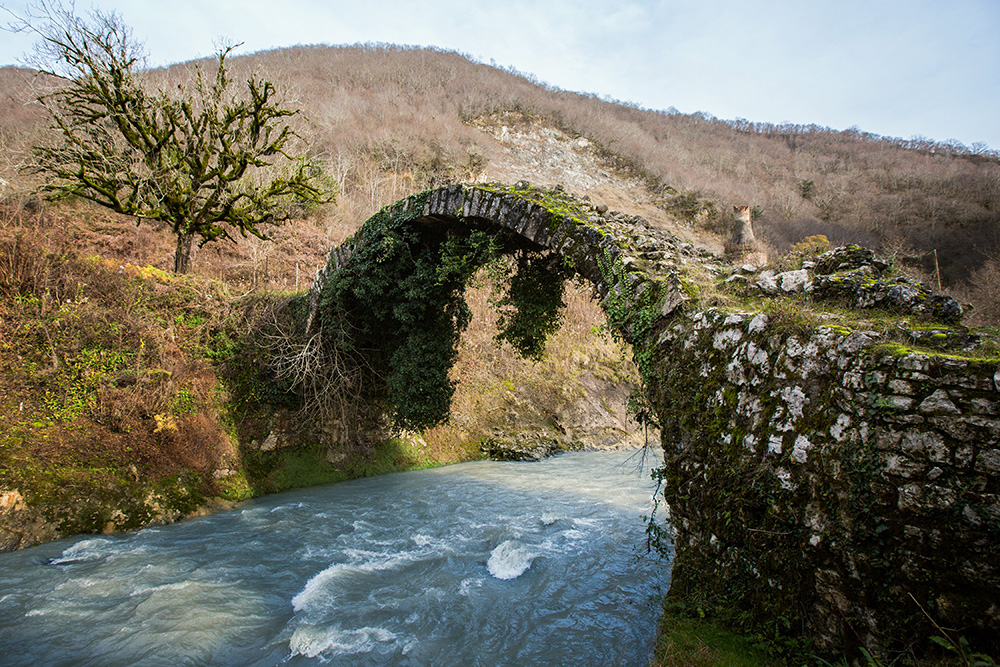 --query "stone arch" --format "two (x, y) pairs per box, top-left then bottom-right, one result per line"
(304, 182), (688, 339)
(300, 182), (688, 435)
